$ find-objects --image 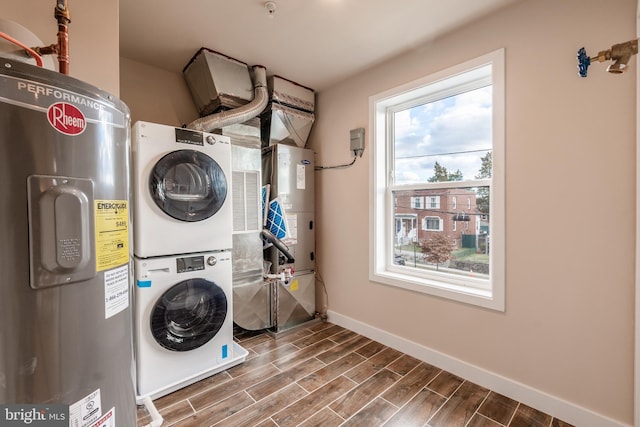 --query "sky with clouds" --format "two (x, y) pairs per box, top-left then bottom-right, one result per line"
(393, 85), (492, 185)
